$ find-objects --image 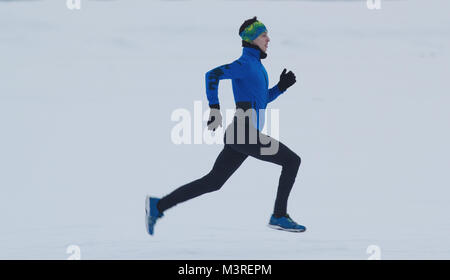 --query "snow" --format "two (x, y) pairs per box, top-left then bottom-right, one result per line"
(0, 0), (449, 259)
